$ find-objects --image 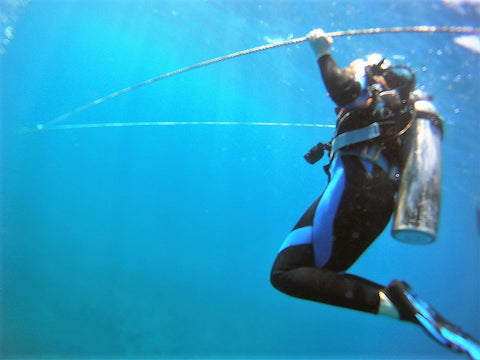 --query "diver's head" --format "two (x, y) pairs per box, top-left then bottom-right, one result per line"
(381, 65), (416, 97)
(344, 53), (391, 82)
(346, 53), (416, 97)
